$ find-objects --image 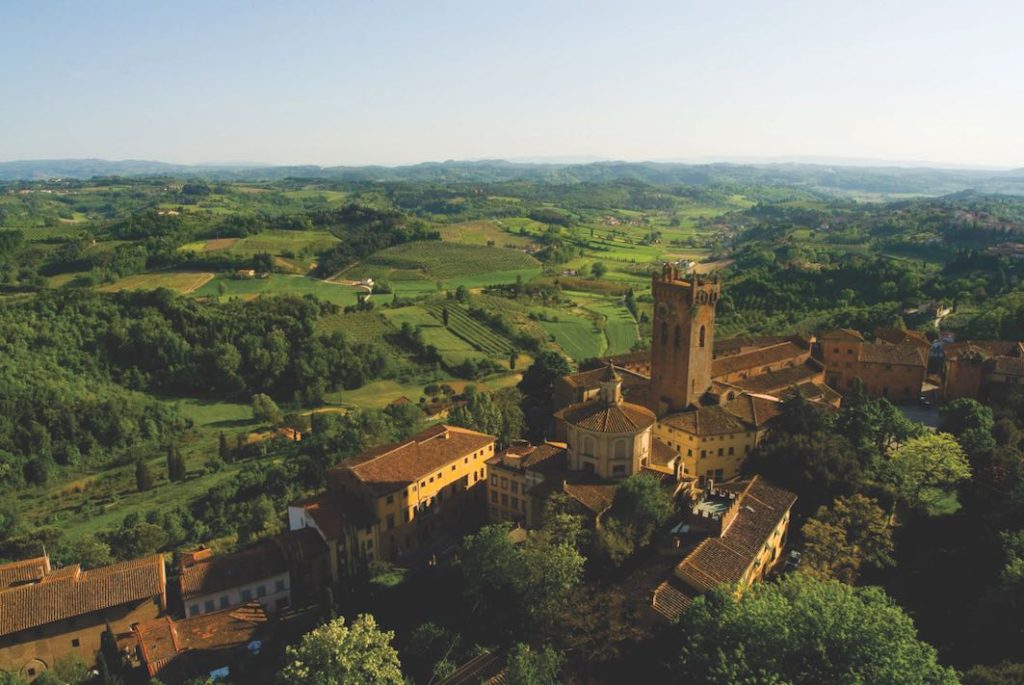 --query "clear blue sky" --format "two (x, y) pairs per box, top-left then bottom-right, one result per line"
(1, 0), (1021, 167)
